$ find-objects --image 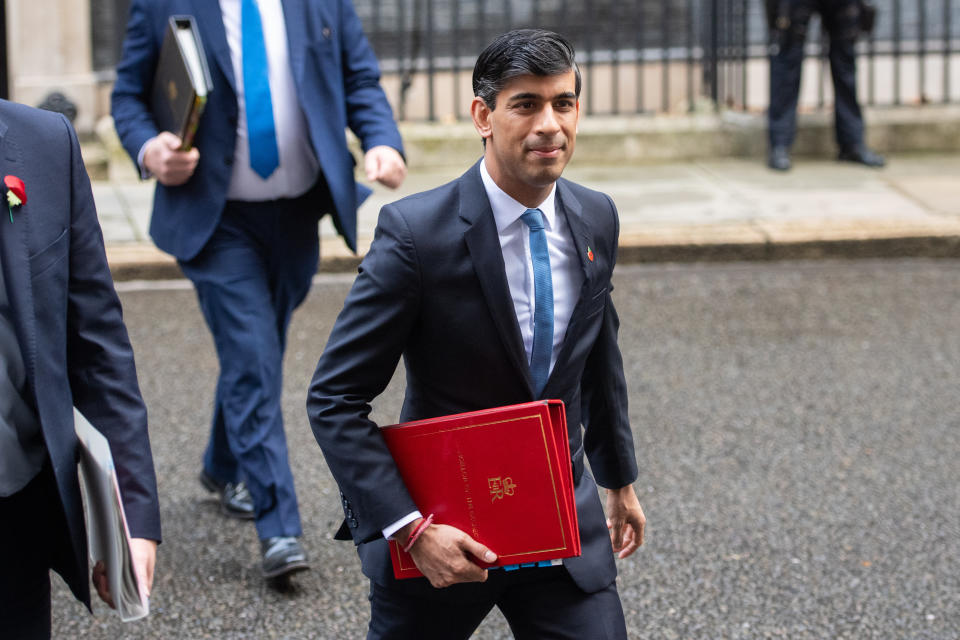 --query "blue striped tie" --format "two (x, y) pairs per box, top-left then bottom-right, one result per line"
(241, 0), (279, 179)
(520, 208), (554, 396)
